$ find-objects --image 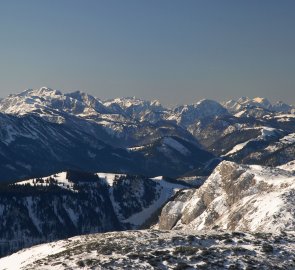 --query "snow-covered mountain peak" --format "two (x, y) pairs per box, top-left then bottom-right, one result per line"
(252, 97), (272, 108)
(65, 90), (110, 114)
(33, 86), (62, 97)
(253, 96), (268, 103)
(170, 99), (229, 127)
(4, 87), (63, 103)
(223, 96), (293, 114)
(16, 87), (62, 98)
(195, 98), (220, 106)
(0, 87), (61, 115)
(102, 96), (166, 123)
(176, 99), (227, 114)
(0, 87), (111, 118)
(104, 96), (163, 110)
